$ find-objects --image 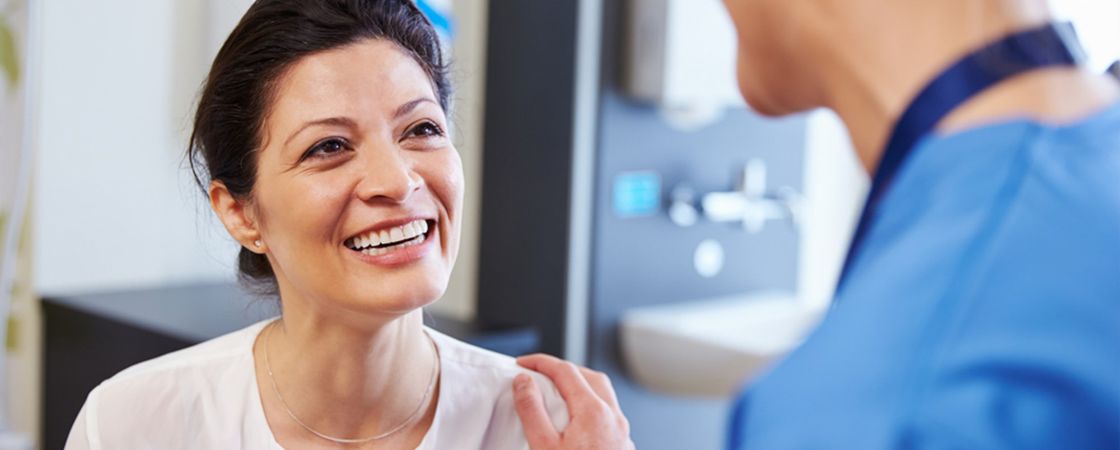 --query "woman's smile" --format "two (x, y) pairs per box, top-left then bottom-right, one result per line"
(344, 218), (438, 267)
